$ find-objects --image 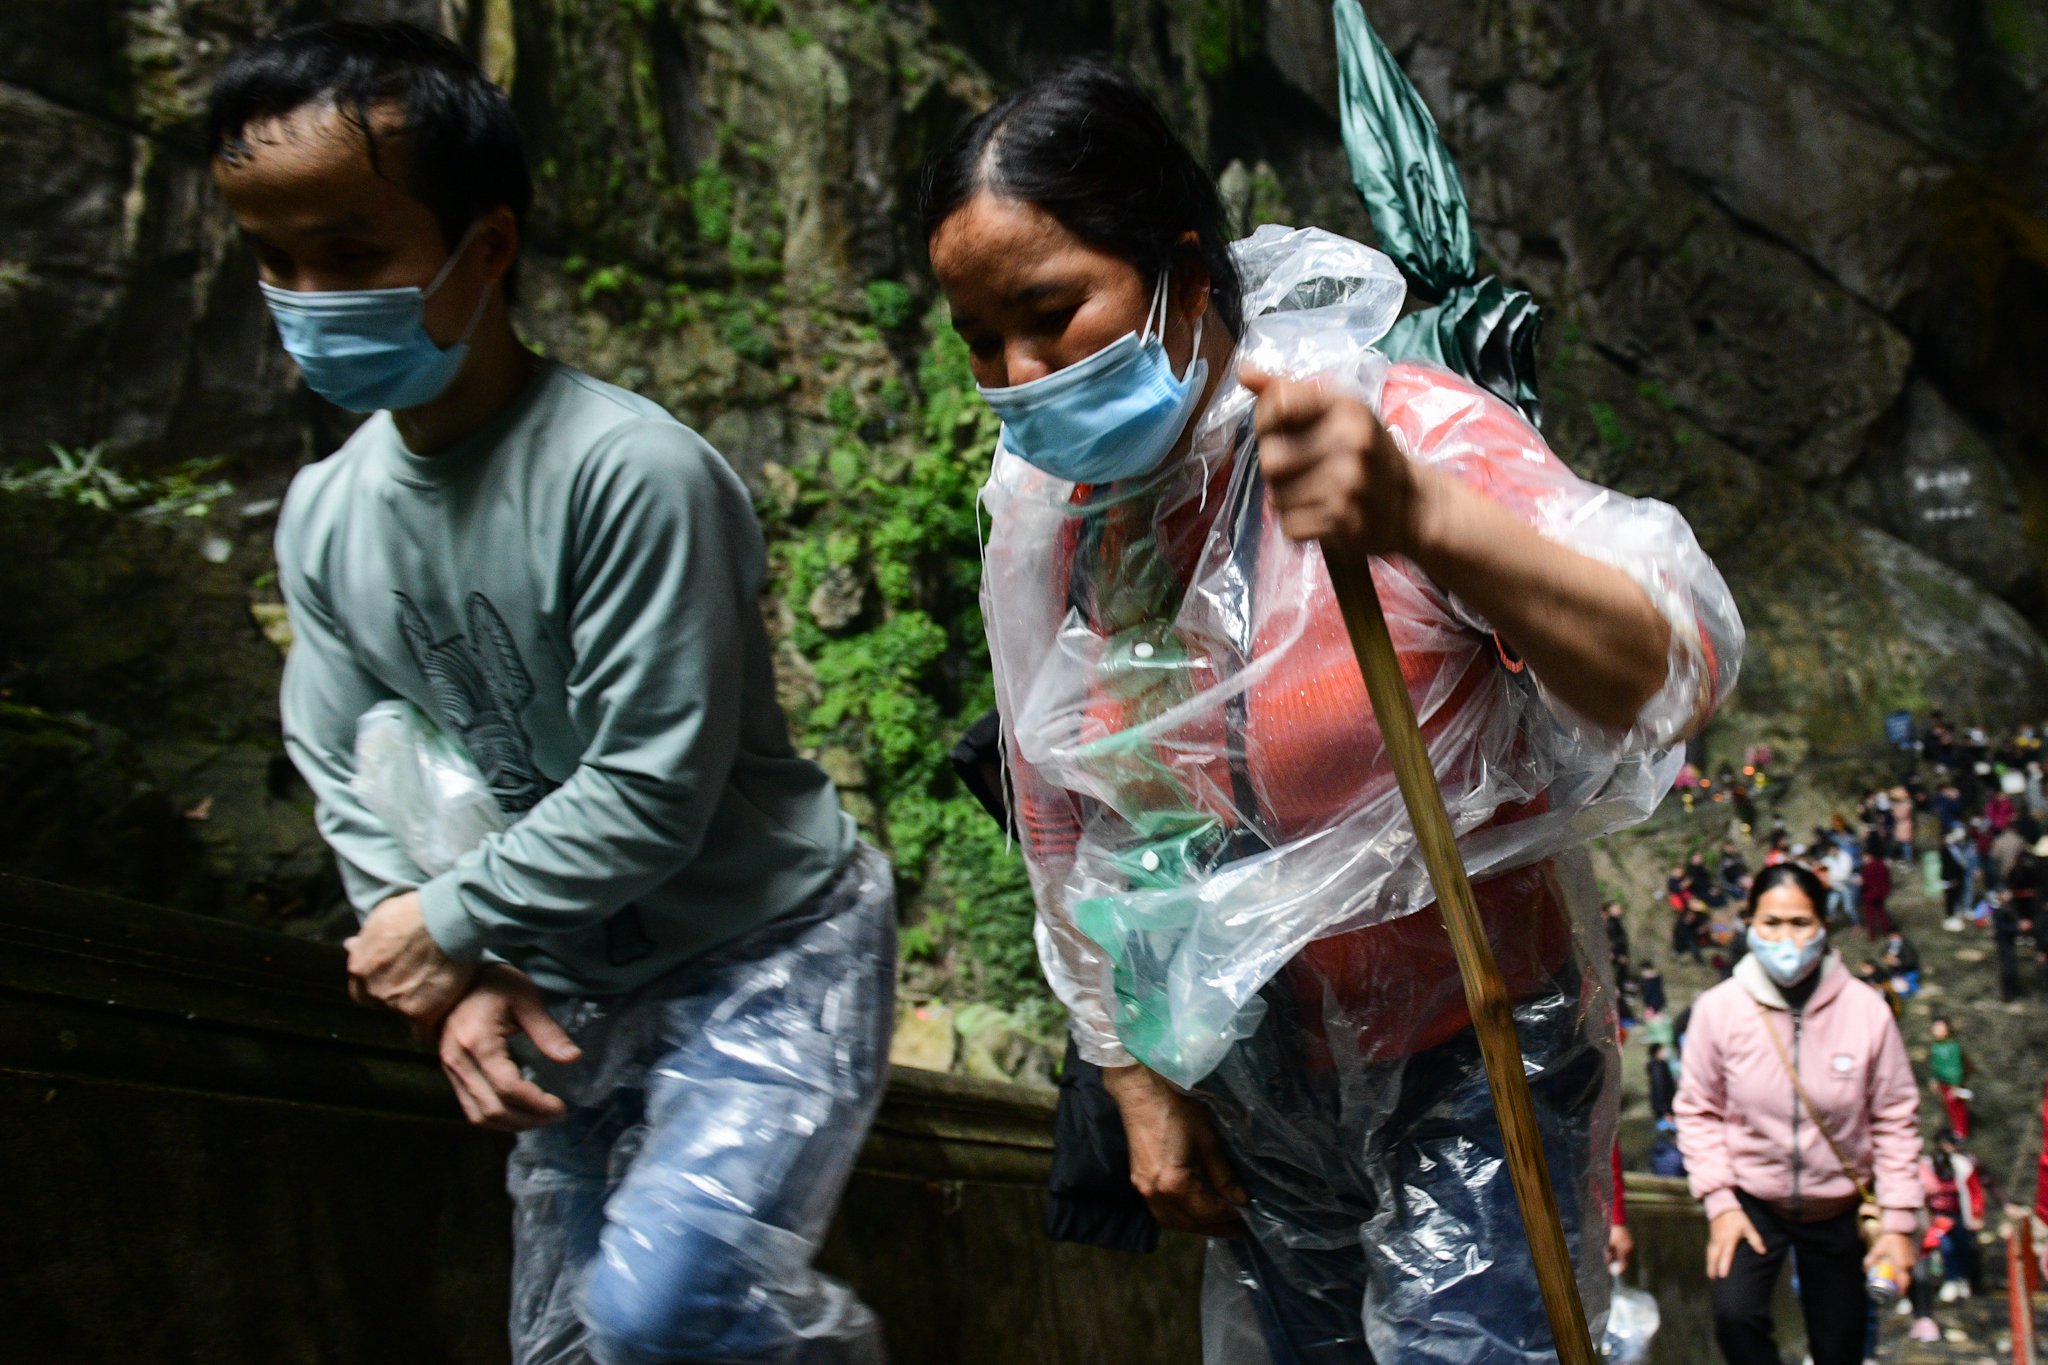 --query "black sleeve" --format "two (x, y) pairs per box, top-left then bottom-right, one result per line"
(948, 709), (1016, 839)
(1045, 1039), (1160, 1253)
